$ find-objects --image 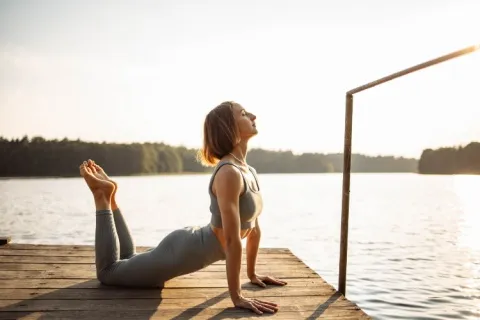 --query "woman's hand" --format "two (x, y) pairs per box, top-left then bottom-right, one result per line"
(249, 274), (288, 288)
(233, 295), (278, 315)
